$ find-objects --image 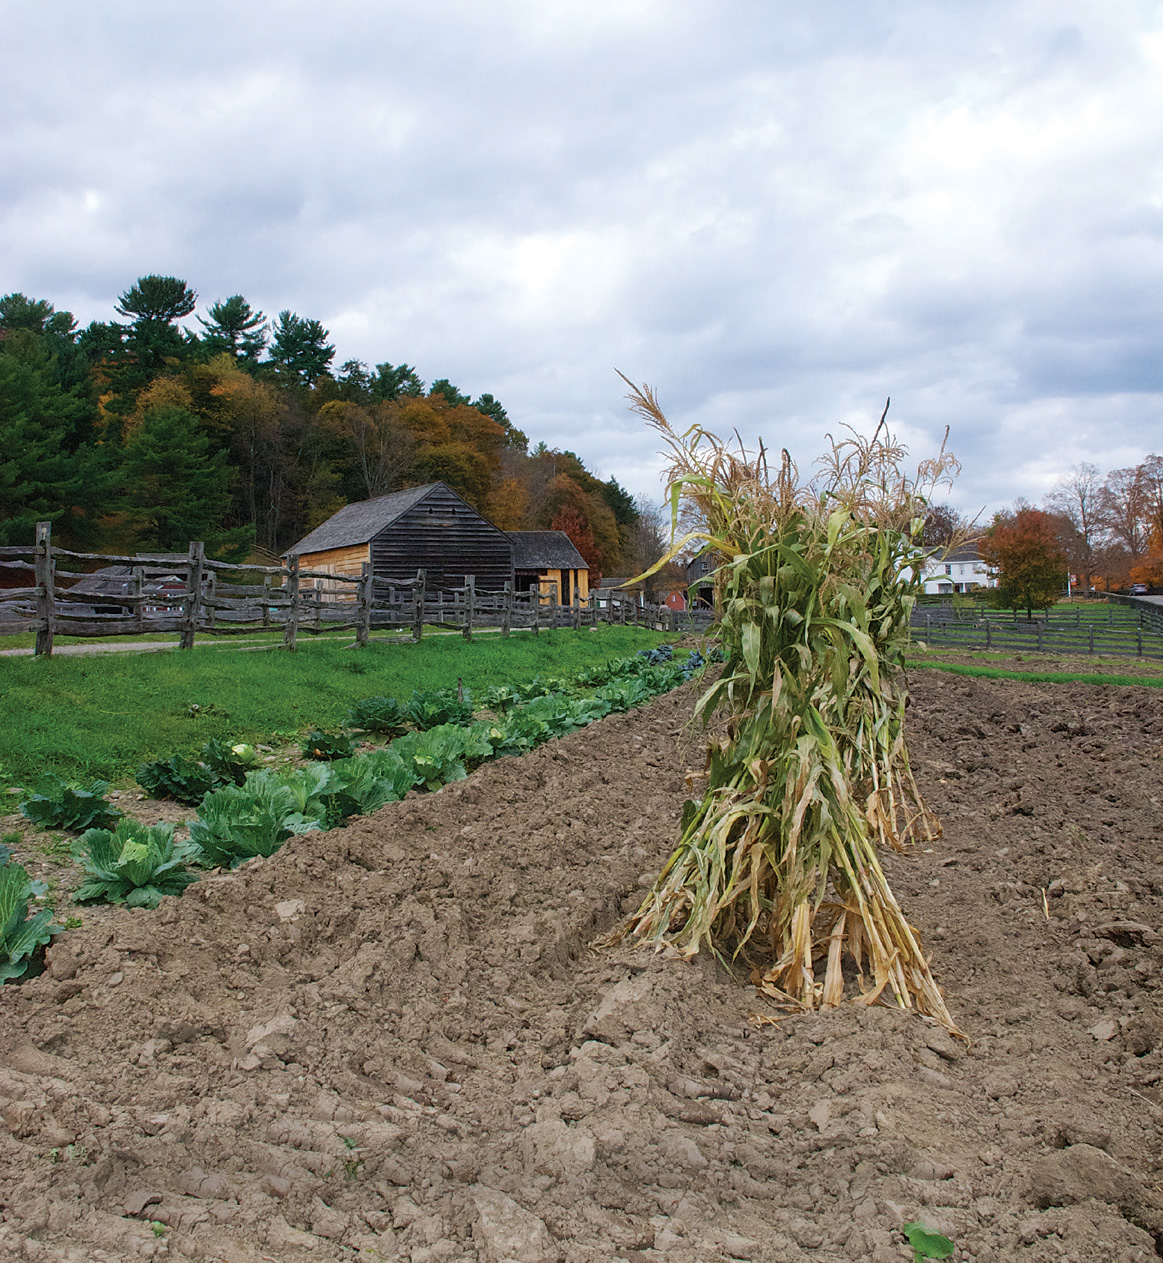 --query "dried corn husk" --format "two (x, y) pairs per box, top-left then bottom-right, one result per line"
(618, 377), (961, 1032)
